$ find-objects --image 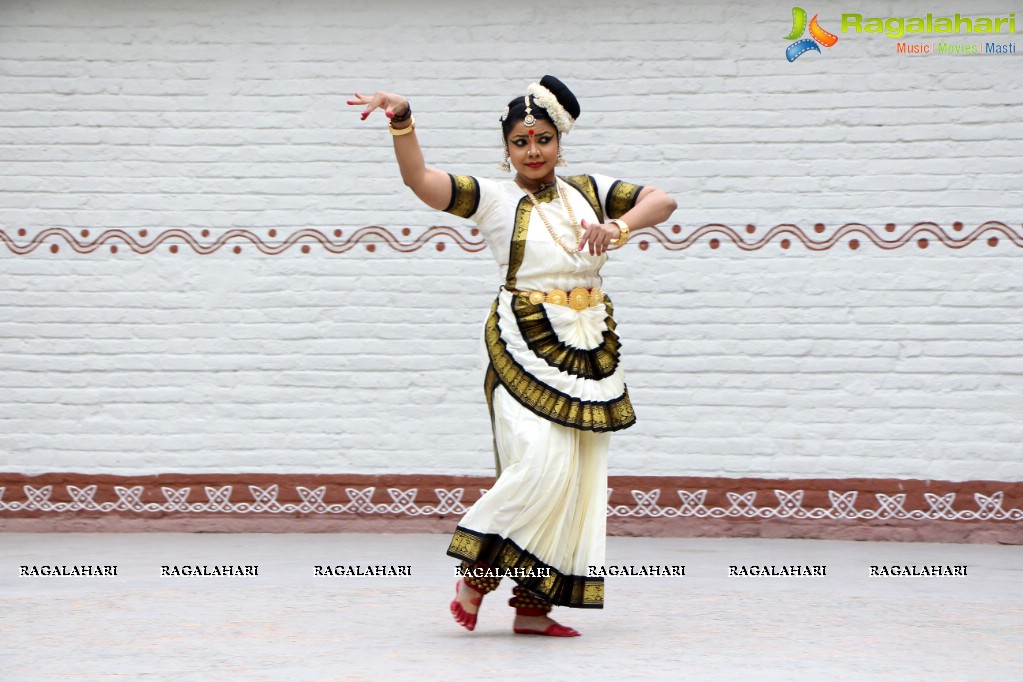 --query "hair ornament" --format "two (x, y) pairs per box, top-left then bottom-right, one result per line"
(527, 82), (575, 135)
(522, 95), (536, 127)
